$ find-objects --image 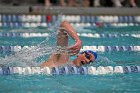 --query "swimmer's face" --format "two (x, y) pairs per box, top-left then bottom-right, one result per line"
(76, 51), (95, 65)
